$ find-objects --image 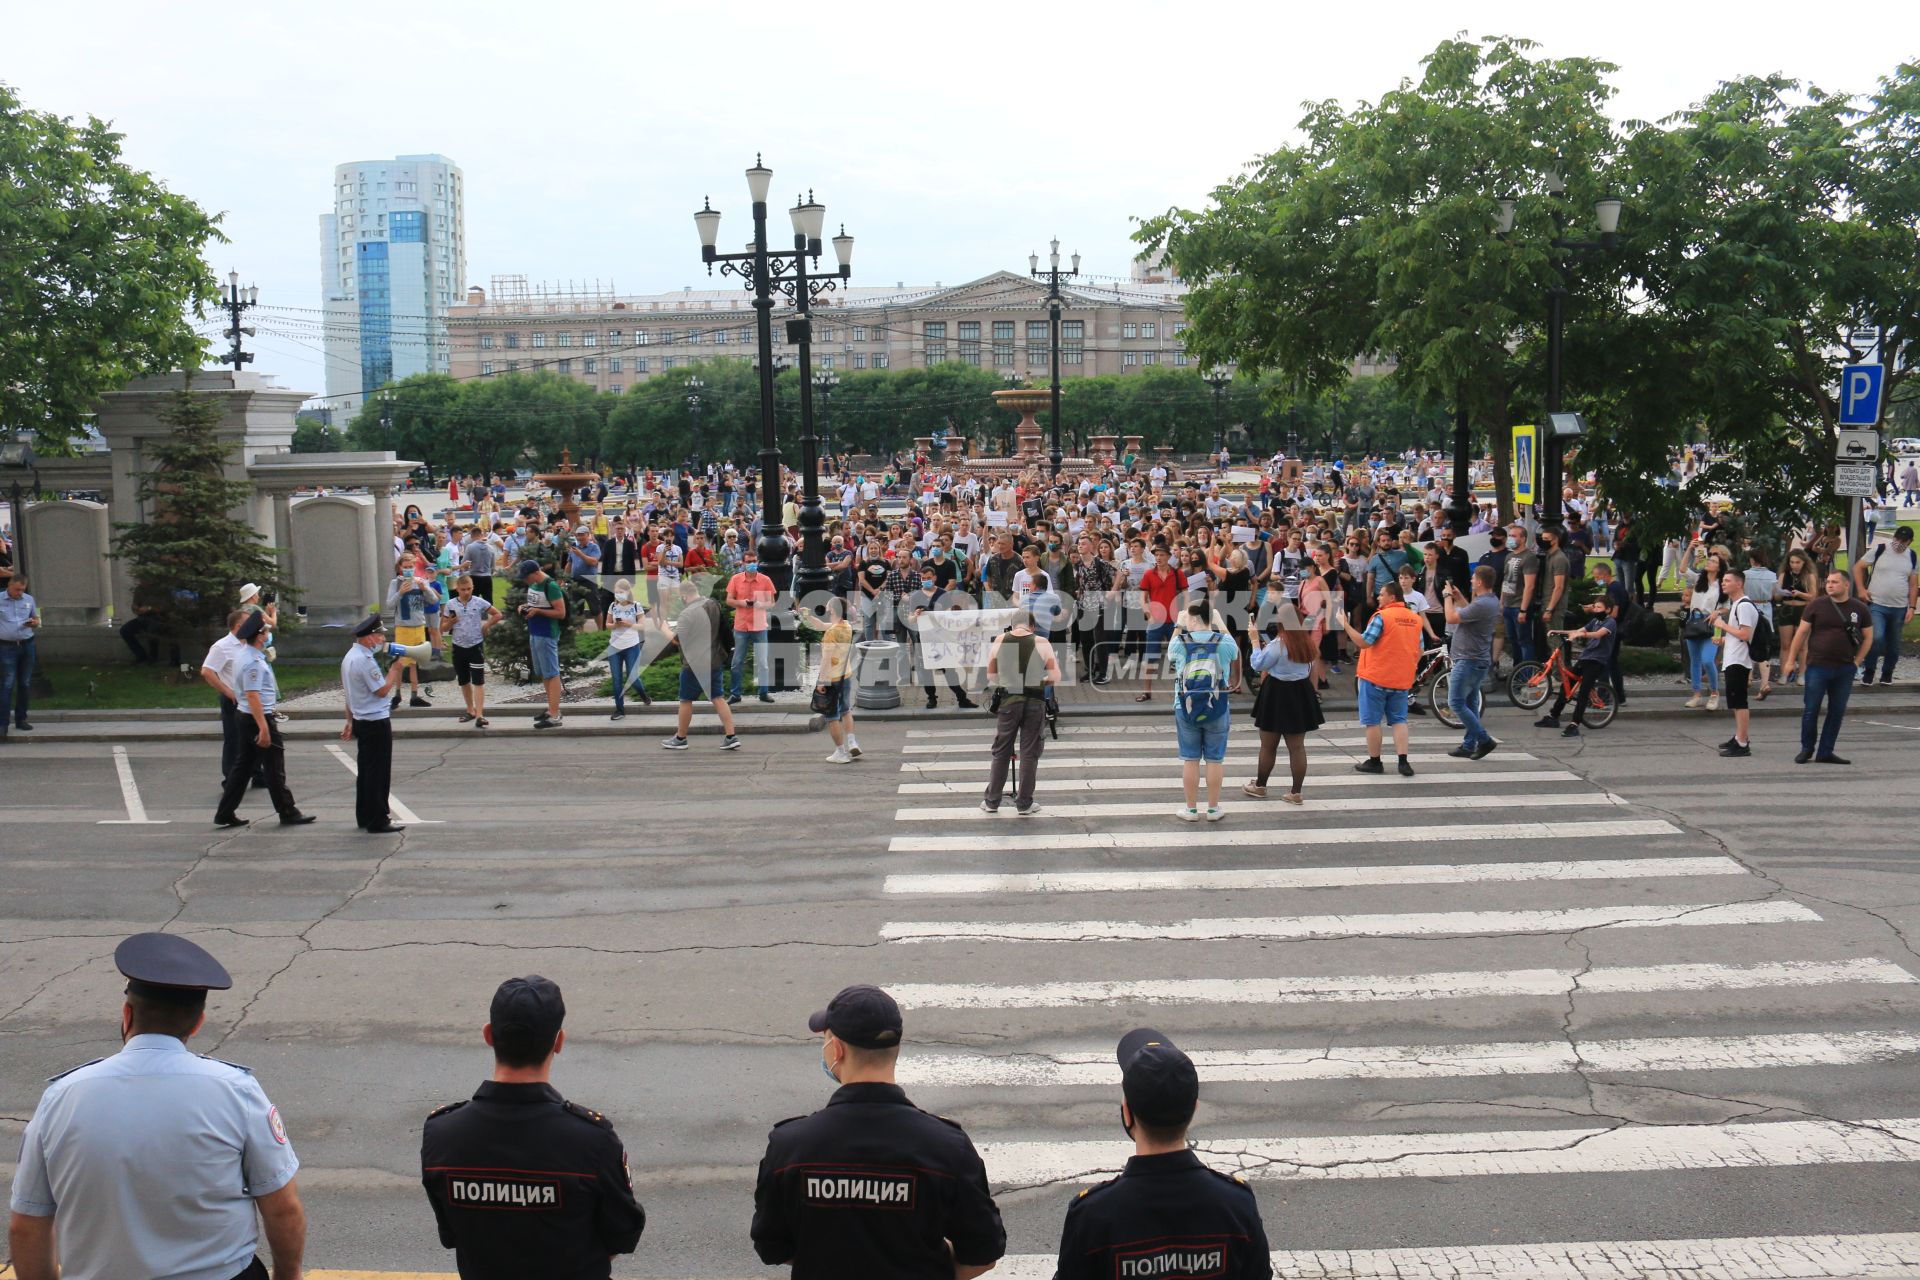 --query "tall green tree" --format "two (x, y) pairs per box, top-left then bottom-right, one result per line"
(1137, 35), (1626, 518)
(112, 386), (287, 654)
(1, 83), (223, 451)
